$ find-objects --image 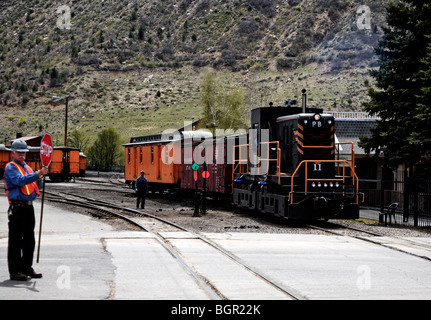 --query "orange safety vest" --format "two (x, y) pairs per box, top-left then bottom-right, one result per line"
(4, 162), (40, 199)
